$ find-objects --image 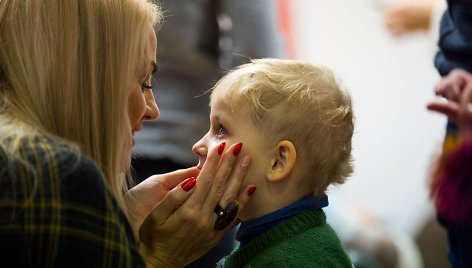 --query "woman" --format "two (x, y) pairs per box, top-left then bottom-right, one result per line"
(0, 1), (254, 267)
